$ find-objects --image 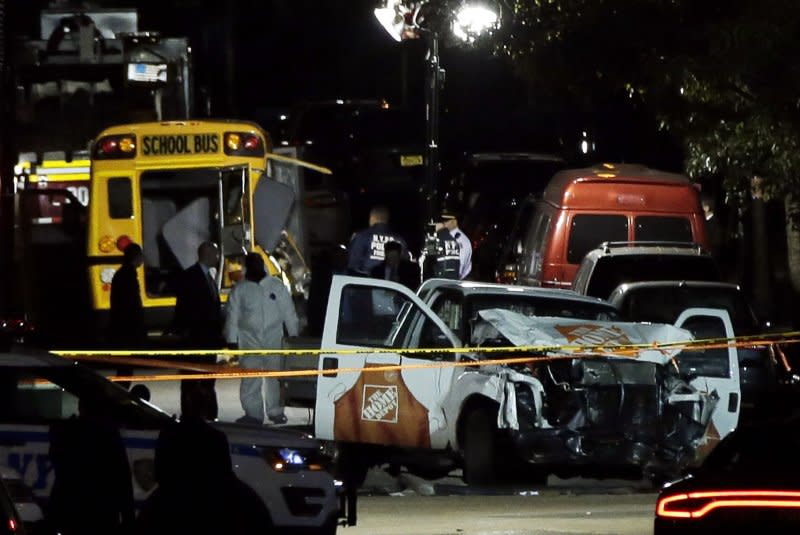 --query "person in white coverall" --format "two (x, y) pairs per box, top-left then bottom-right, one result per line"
(224, 253), (299, 425)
